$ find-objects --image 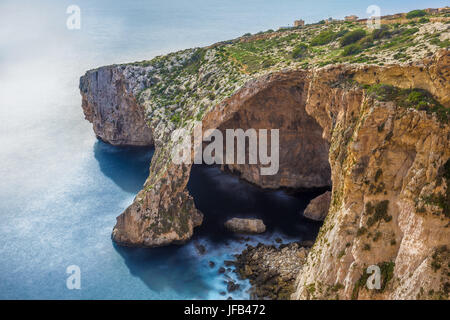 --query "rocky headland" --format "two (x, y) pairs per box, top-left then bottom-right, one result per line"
(80, 10), (450, 299)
